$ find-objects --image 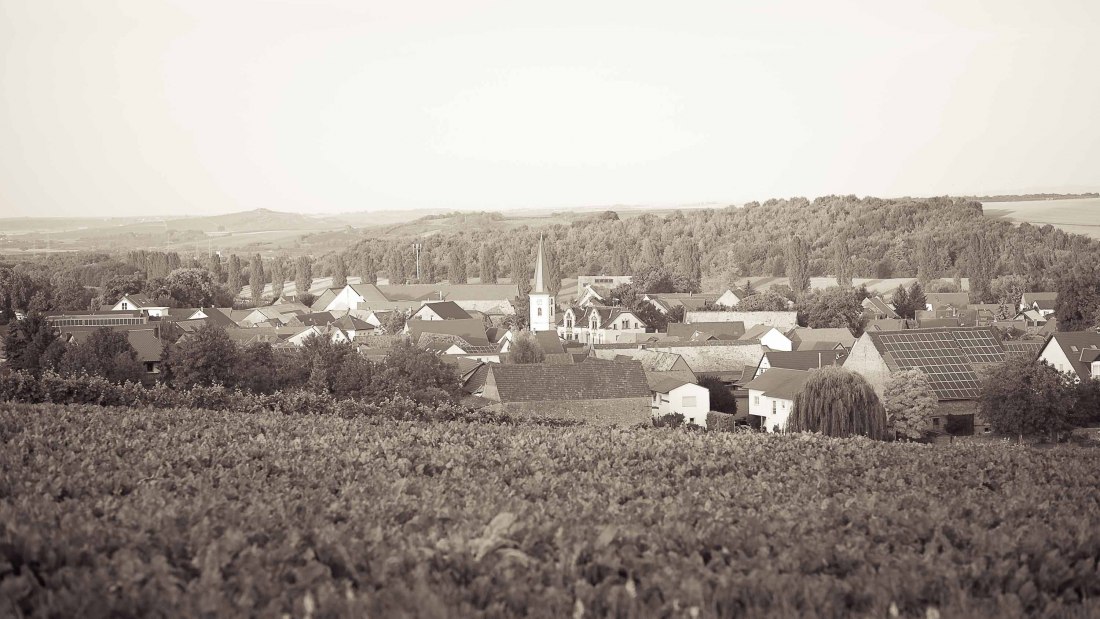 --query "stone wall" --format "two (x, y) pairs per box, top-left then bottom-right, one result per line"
(493, 398), (651, 426)
(684, 311), (798, 330)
